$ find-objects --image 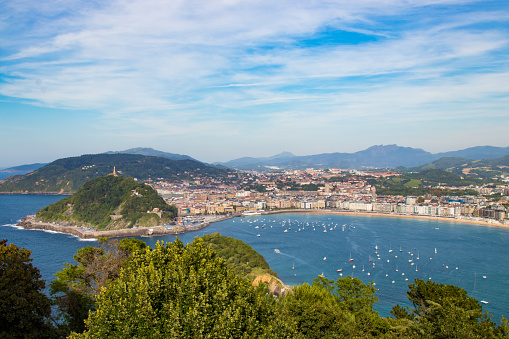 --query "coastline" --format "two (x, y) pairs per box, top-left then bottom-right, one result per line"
(262, 209), (509, 229)
(17, 209), (509, 239)
(17, 215), (233, 239)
